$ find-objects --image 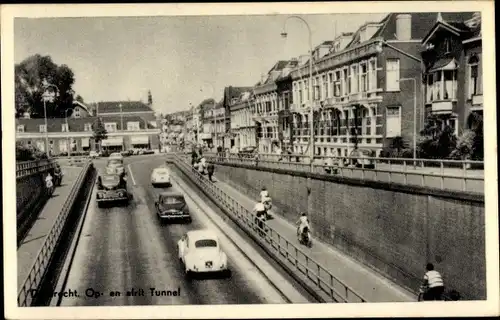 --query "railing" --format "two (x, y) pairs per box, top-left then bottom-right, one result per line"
(202, 152), (484, 194)
(173, 153), (366, 303)
(17, 160), (93, 307)
(16, 159), (56, 180)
